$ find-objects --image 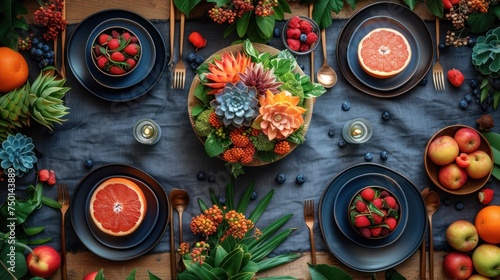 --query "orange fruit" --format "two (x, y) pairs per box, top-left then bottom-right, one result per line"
(89, 177), (147, 236)
(357, 28), (412, 78)
(475, 205), (500, 244)
(0, 47), (29, 93)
